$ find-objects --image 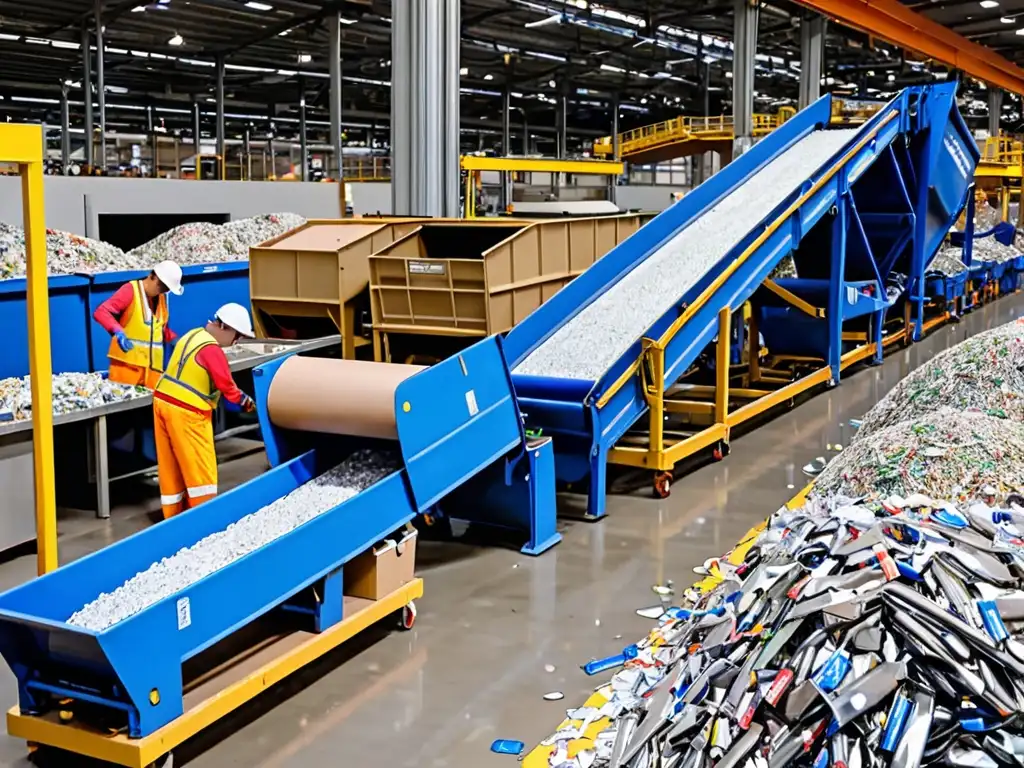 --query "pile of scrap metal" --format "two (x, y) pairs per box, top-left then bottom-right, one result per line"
(533, 491), (1024, 767)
